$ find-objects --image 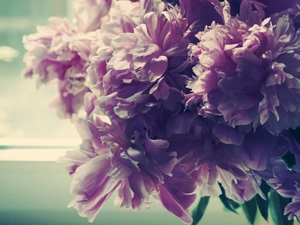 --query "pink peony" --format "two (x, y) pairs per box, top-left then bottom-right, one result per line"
(73, 0), (112, 32)
(22, 18), (93, 117)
